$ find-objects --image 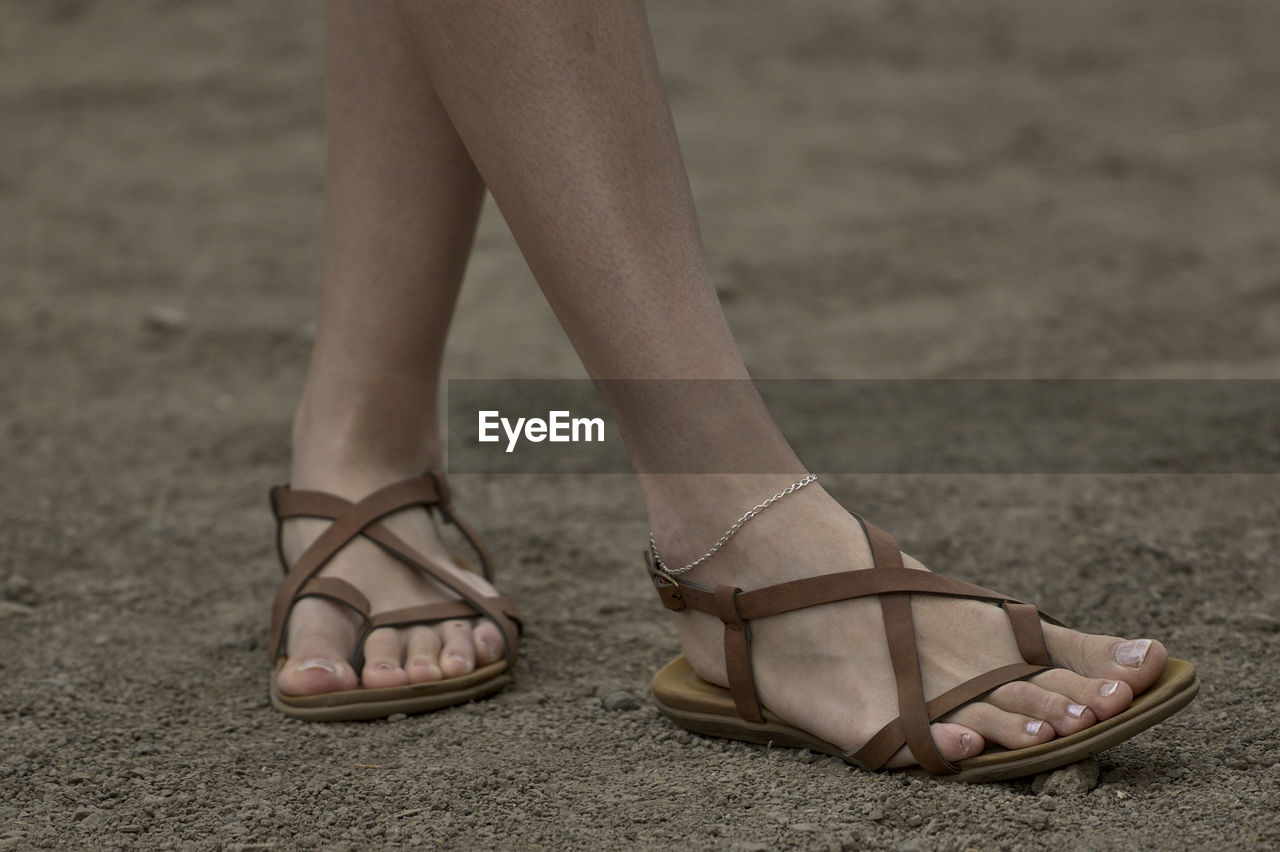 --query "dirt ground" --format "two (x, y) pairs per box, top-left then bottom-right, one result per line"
(3, 0), (1280, 848)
